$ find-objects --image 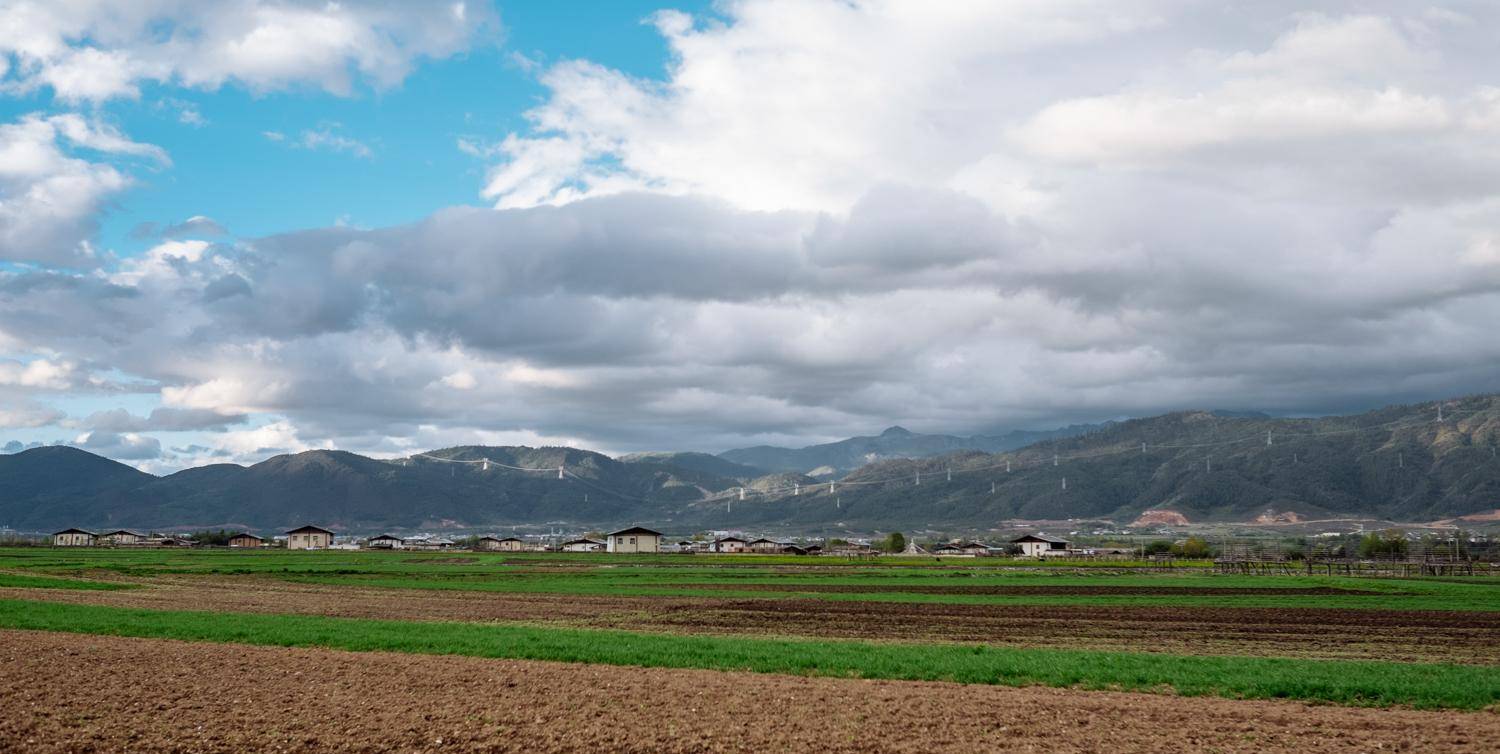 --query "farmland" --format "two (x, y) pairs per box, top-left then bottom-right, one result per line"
(2, 547), (1499, 751)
